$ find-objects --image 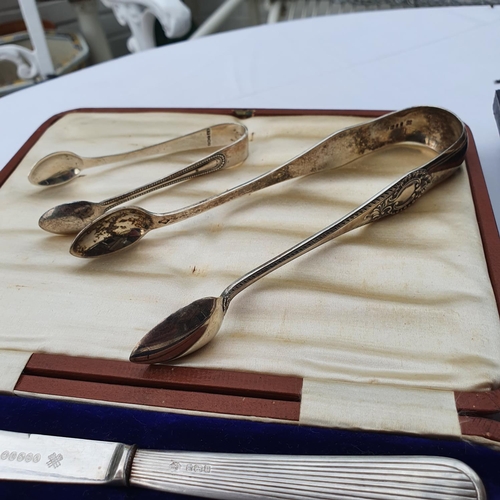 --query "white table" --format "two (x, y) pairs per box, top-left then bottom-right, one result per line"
(2, 5), (500, 219)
